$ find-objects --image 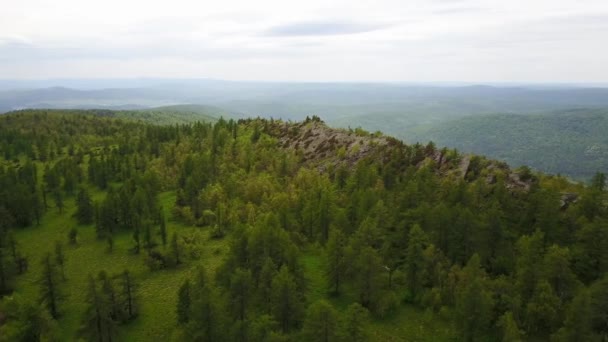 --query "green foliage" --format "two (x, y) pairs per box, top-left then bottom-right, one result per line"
(1, 111), (607, 341)
(301, 300), (340, 342)
(407, 109), (608, 181)
(0, 294), (58, 342)
(324, 228), (347, 295)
